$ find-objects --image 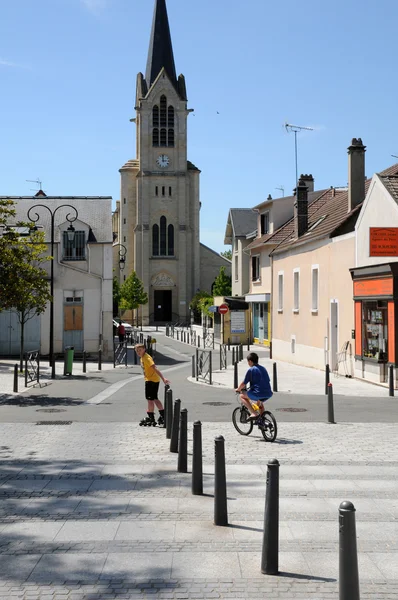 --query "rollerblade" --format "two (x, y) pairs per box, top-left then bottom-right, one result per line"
(139, 416), (156, 427)
(157, 415), (165, 428)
